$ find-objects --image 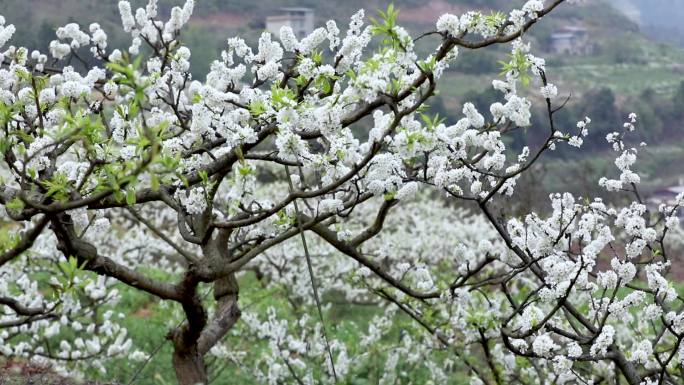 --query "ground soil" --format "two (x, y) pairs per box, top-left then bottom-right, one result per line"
(0, 360), (114, 385)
